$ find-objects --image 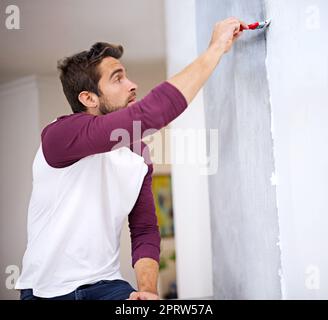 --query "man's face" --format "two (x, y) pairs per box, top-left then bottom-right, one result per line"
(96, 56), (138, 115)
